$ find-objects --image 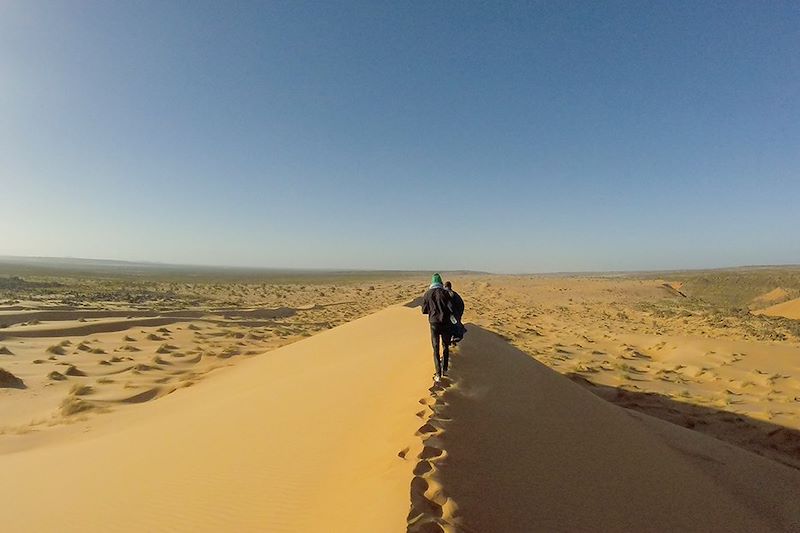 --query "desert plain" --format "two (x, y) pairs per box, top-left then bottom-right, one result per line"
(1, 259), (800, 531)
